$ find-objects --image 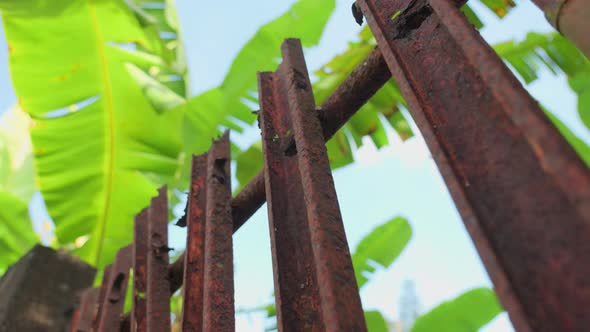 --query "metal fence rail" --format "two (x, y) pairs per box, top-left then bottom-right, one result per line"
(357, 0), (590, 330)
(259, 39), (366, 331)
(69, 1), (590, 330)
(181, 132), (234, 332)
